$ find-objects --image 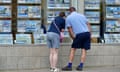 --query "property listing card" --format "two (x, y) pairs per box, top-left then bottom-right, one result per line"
(91, 25), (100, 37)
(106, 0), (120, 4)
(15, 34), (32, 44)
(0, 20), (11, 32)
(17, 6), (41, 18)
(0, 33), (13, 45)
(104, 34), (120, 43)
(85, 11), (100, 23)
(0, 0), (11, 3)
(84, 0), (100, 9)
(0, 6), (11, 17)
(17, 20), (41, 32)
(33, 33), (47, 44)
(48, 0), (70, 7)
(106, 20), (120, 32)
(106, 7), (120, 18)
(18, 0), (41, 3)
